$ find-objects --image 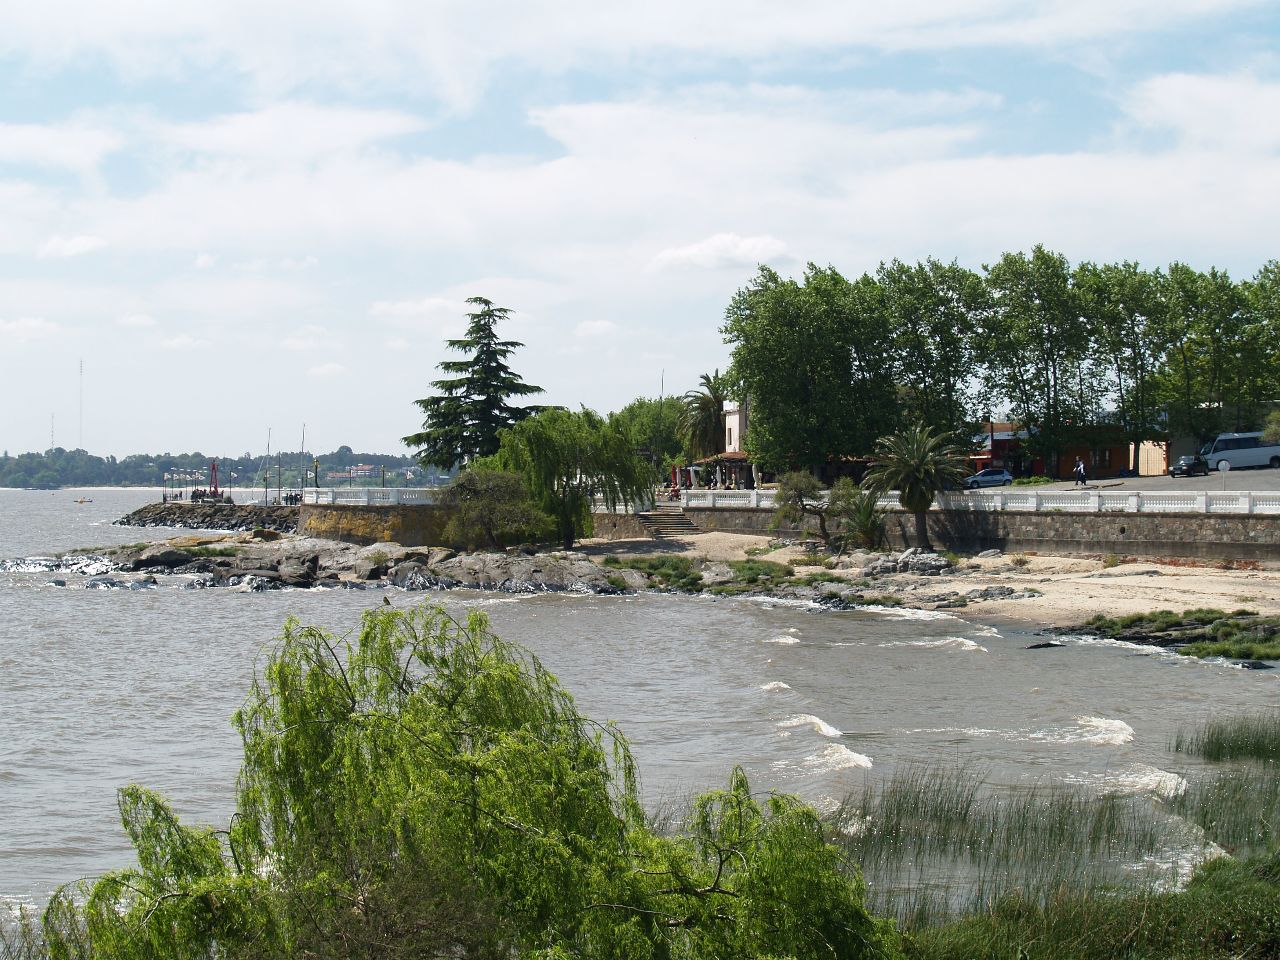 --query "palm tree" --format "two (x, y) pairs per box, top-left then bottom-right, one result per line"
(681, 371), (729, 459)
(861, 423), (970, 551)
